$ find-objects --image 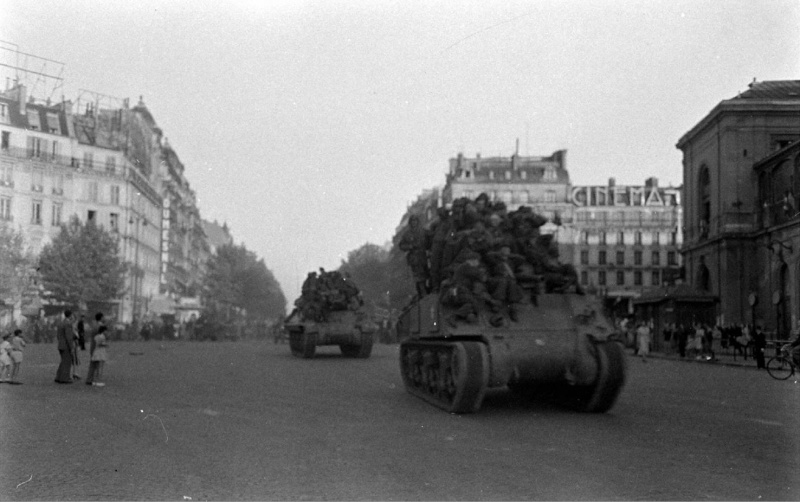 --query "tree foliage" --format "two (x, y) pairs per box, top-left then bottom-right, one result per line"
(338, 242), (416, 313)
(0, 225), (35, 304)
(203, 243), (286, 321)
(38, 216), (127, 307)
